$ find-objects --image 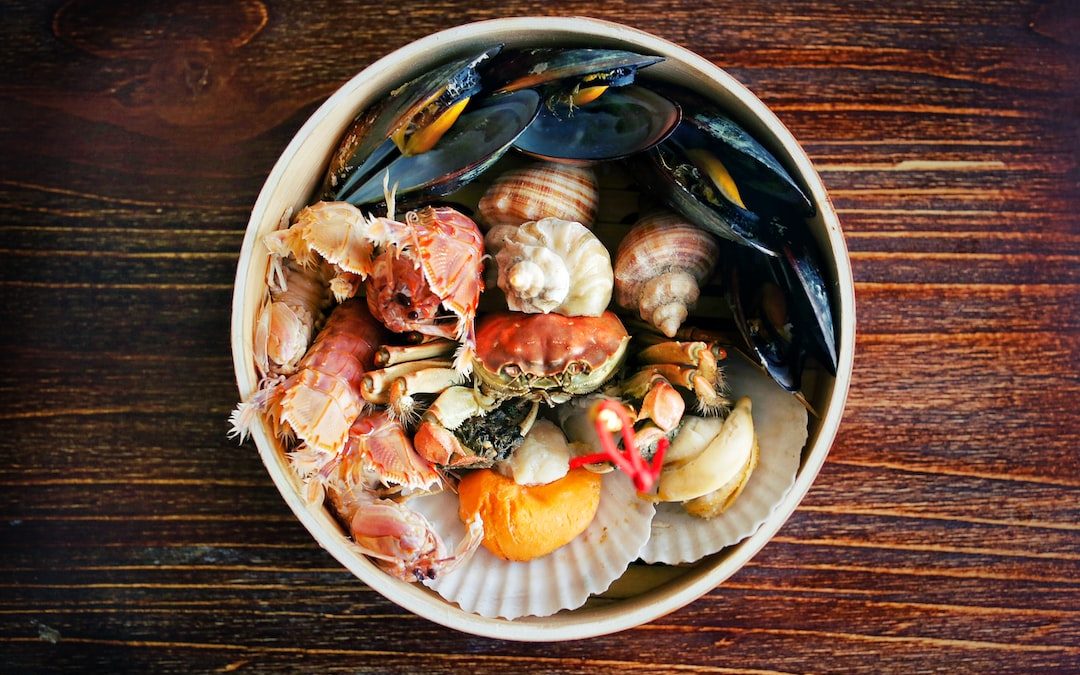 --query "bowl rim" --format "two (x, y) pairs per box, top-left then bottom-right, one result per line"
(231, 16), (856, 641)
